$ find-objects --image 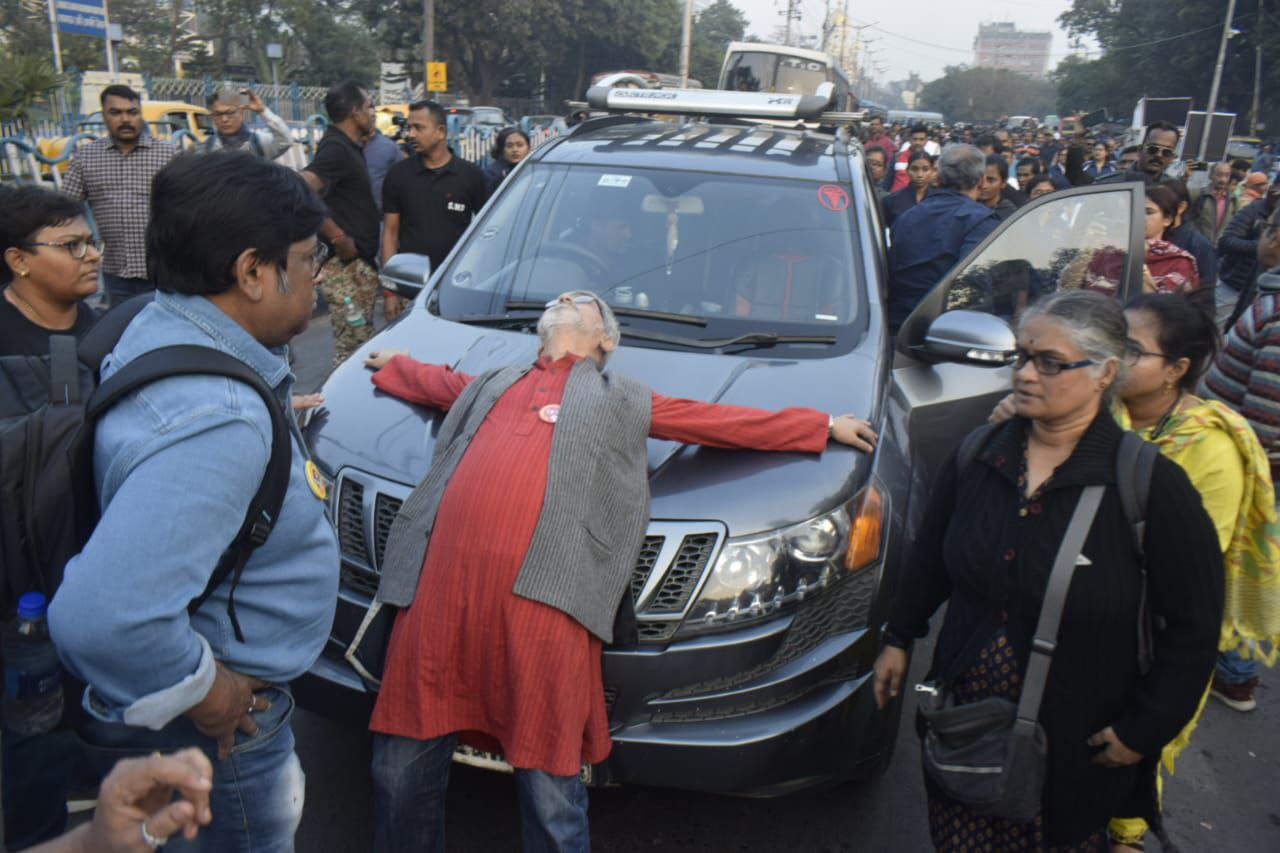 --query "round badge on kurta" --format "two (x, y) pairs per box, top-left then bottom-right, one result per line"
(305, 459), (328, 500)
(538, 404), (560, 424)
